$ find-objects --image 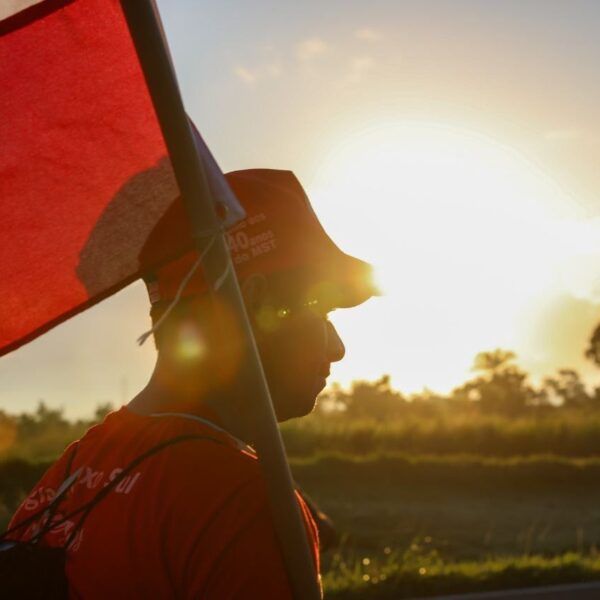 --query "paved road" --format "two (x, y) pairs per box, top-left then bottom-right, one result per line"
(423, 581), (600, 599)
